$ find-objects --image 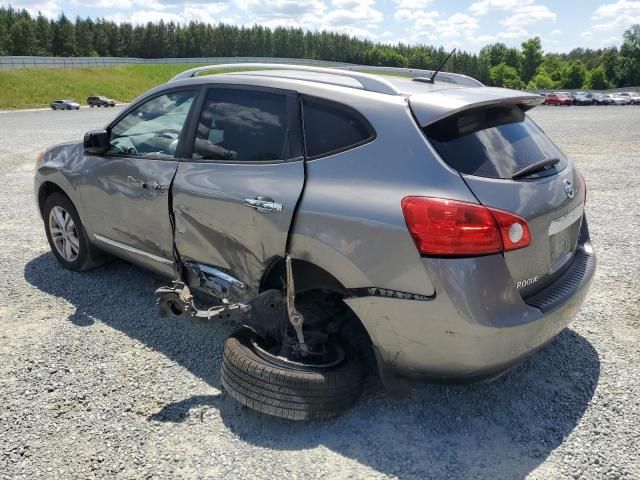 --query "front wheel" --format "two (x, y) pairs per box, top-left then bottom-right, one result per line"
(222, 328), (365, 421)
(43, 192), (105, 271)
